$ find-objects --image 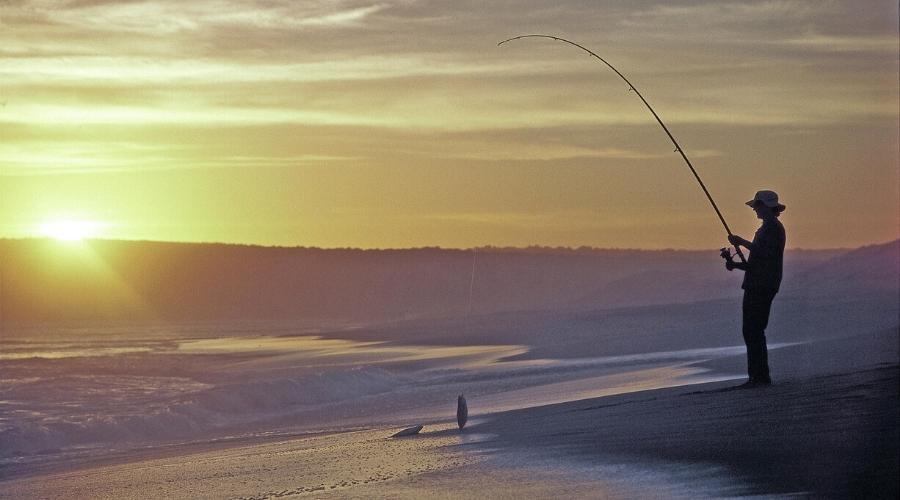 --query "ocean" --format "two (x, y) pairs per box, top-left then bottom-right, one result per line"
(1, 320), (744, 475)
